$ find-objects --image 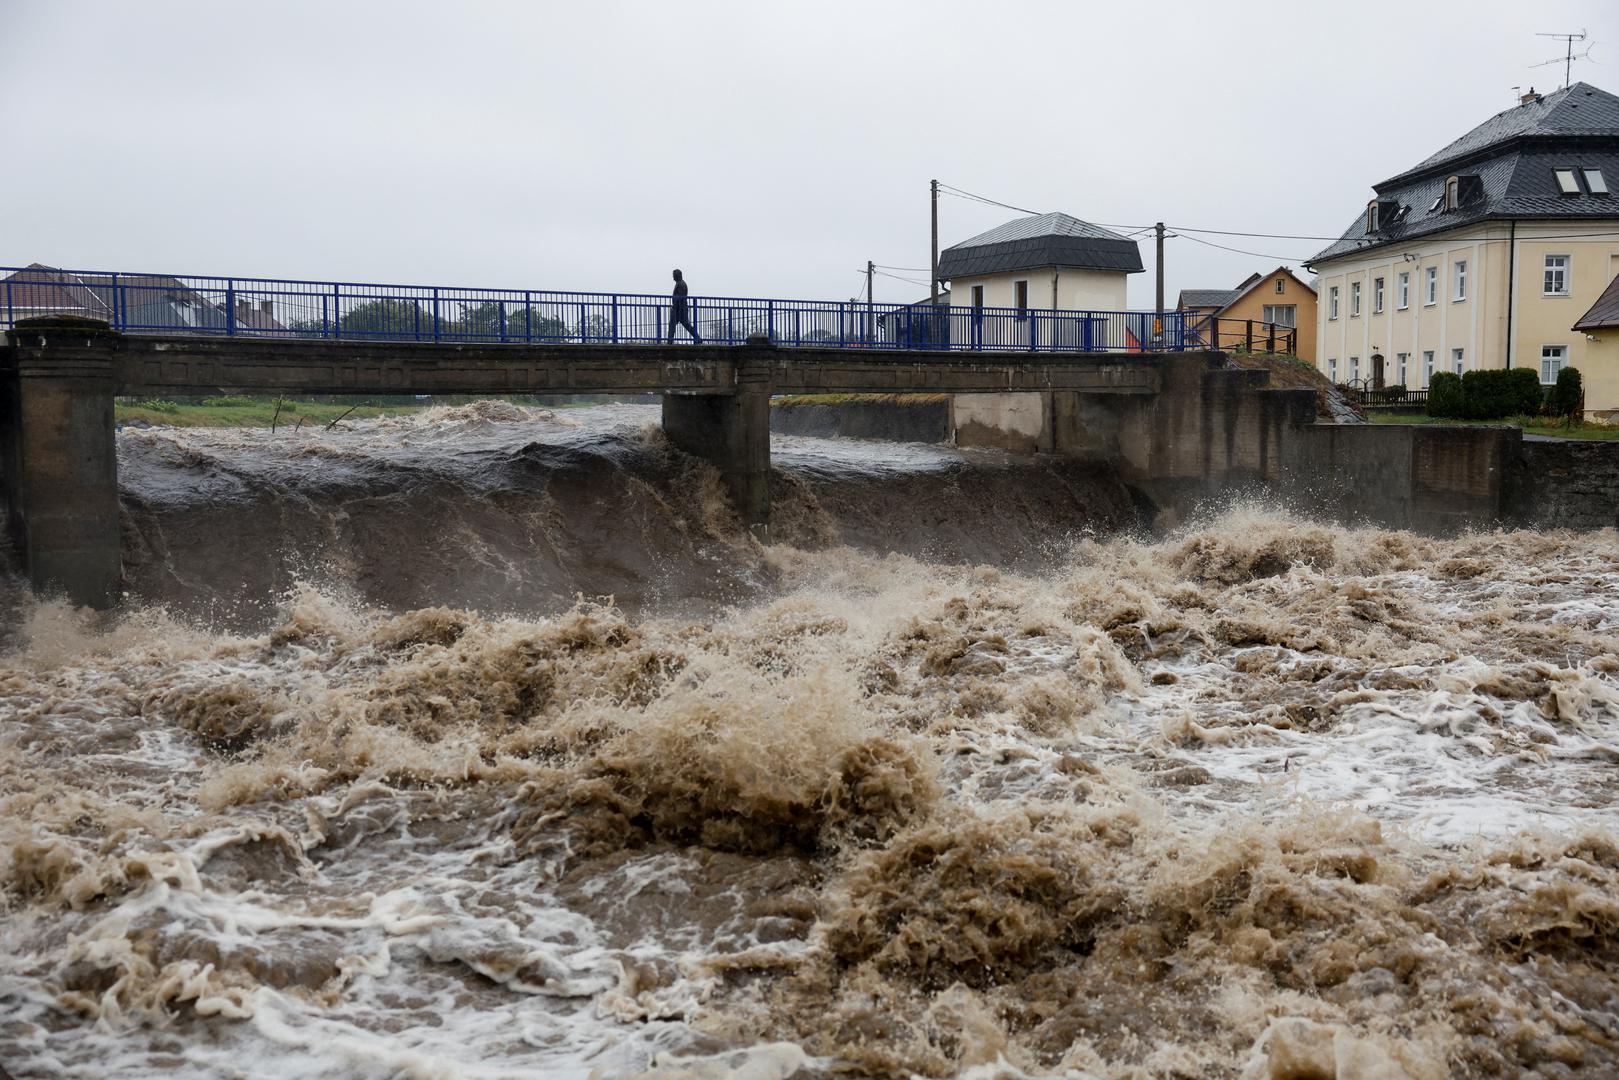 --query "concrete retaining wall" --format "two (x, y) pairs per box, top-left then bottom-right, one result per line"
(1505, 439), (1619, 529)
(770, 397), (950, 443)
